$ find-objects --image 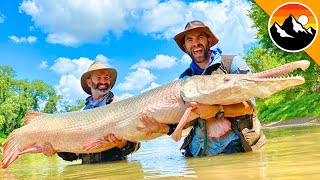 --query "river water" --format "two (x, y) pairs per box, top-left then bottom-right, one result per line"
(1, 125), (320, 179)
